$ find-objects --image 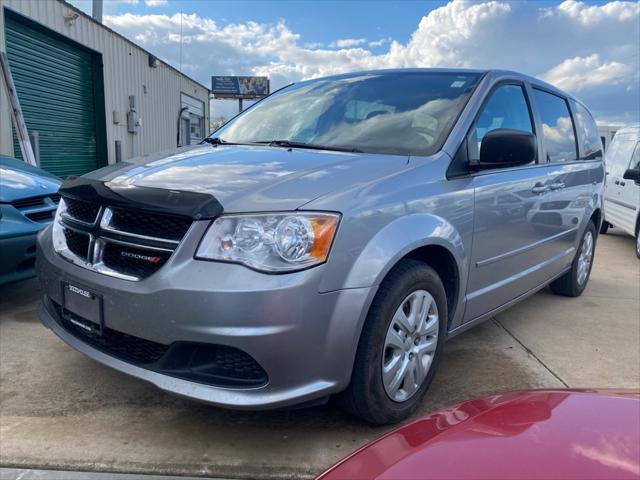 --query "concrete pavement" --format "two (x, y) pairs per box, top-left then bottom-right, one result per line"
(1, 232), (638, 479)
